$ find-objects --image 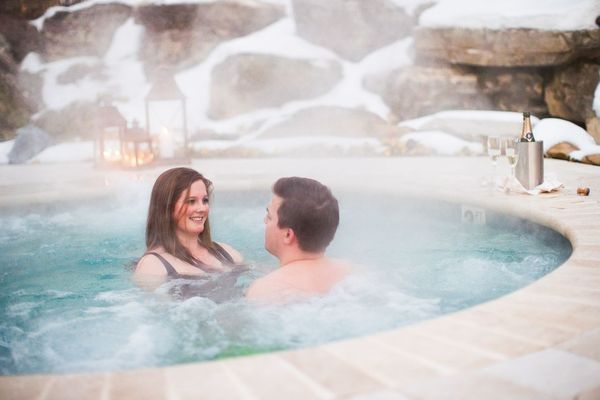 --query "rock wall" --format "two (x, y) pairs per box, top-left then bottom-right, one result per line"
(0, 0), (285, 140)
(395, 25), (600, 142)
(42, 3), (132, 61)
(136, 1), (284, 73)
(292, 0), (415, 61)
(414, 27), (600, 67)
(209, 54), (342, 119)
(0, 0), (68, 20)
(0, 15), (41, 140)
(0, 0), (599, 146)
